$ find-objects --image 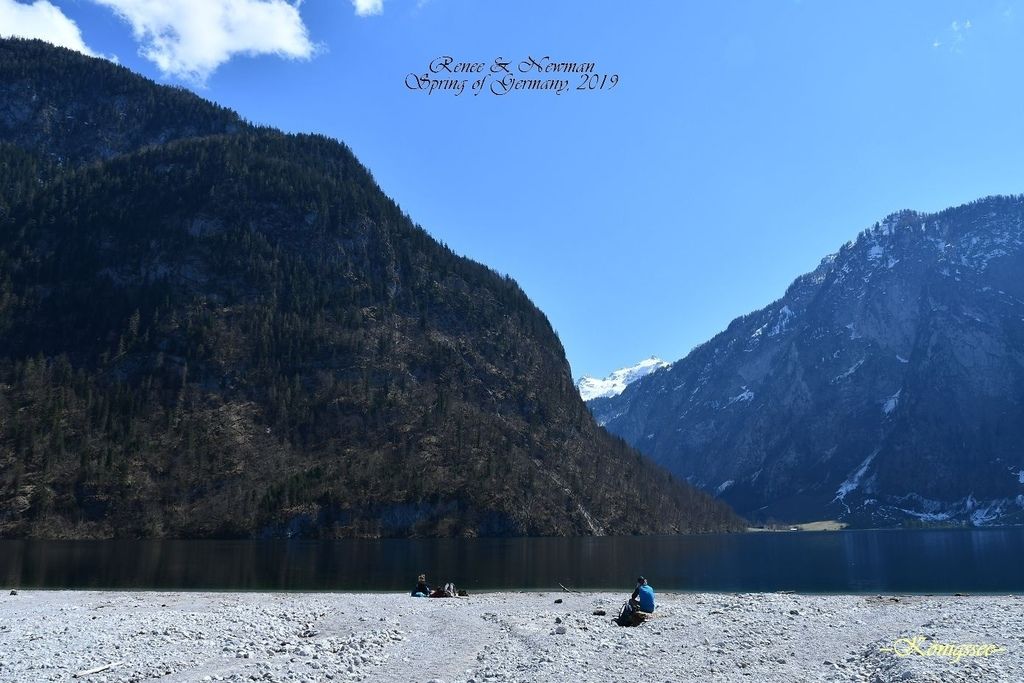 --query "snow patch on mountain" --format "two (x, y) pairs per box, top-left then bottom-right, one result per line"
(833, 449), (879, 511)
(577, 356), (670, 401)
(831, 359), (865, 383)
(882, 390), (901, 415)
(726, 387), (755, 406)
(878, 493), (1023, 526)
(769, 305), (795, 337)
